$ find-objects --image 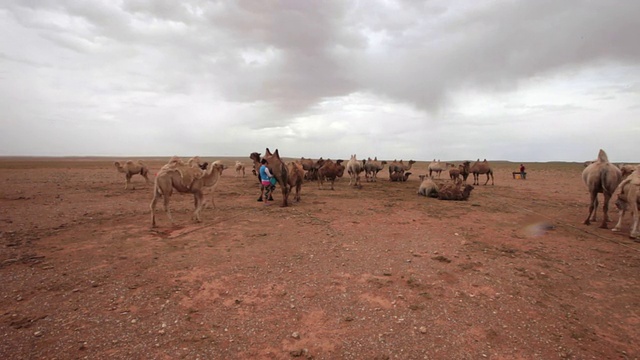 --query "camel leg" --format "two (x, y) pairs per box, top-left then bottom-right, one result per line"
(125, 174), (132, 190)
(150, 192), (159, 228)
(163, 194), (174, 225)
(612, 208), (626, 233)
(584, 192), (598, 225)
(281, 184), (289, 207)
(193, 193), (204, 222)
(600, 193), (612, 229)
